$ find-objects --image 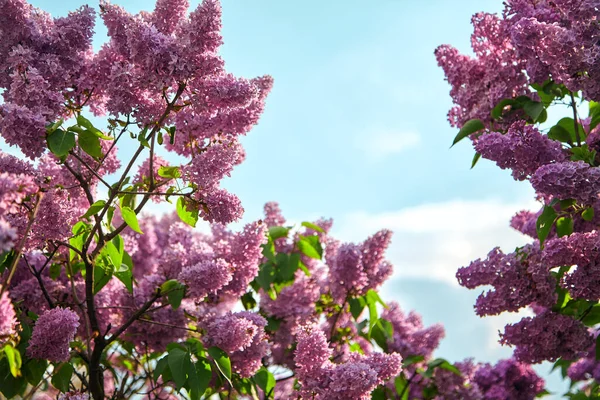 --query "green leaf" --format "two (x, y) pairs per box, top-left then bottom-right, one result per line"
(471, 152), (481, 169)
(69, 221), (89, 261)
(77, 115), (112, 140)
(590, 101), (600, 131)
(167, 285), (185, 310)
(100, 239), (122, 270)
(185, 359), (204, 400)
(153, 356), (168, 383)
(46, 119), (64, 134)
(394, 374), (409, 400)
(301, 221), (325, 233)
(121, 206), (143, 234)
(536, 205), (557, 246)
(158, 166), (181, 179)
(451, 119), (485, 147)
(364, 290), (386, 337)
(548, 117), (583, 144)
(78, 128), (103, 158)
(555, 216), (574, 238)
(168, 126), (177, 145)
(403, 355), (425, 366)
(138, 134), (150, 148)
(256, 262), (276, 292)
(298, 260), (311, 276)
(582, 207), (595, 221)
(427, 358), (461, 376)
(297, 235), (323, 259)
(535, 389), (551, 398)
(3, 346), (21, 378)
(268, 226), (290, 240)
(207, 347), (232, 383)
(241, 292), (257, 310)
(51, 363), (73, 392)
(366, 299), (378, 337)
(570, 144), (597, 165)
(168, 348), (190, 389)
(176, 197), (199, 228)
(371, 319), (391, 352)
(47, 129), (76, 157)
(0, 252), (15, 275)
(371, 386), (386, 400)
(523, 100), (545, 122)
(114, 263), (133, 293)
(93, 257), (114, 294)
(547, 125), (572, 143)
(160, 279), (180, 293)
(119, 187), (136, 210)
(582, 304), (600, 327)
(0, 360), (26, 398)
(349, 296), (367, 320)
(23, 359), (47, 386)
(254, 368), (276, 398)
(265, 317), (282, 334)
(491, 98), (517, 119)
(558, 199), (576, 210)
(276, 252), (295, 282)
(49, 263), (62, 280)
(366, 289), (386, 307)
(82, 200), (106, 219)
(191, 359), (211, 399)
